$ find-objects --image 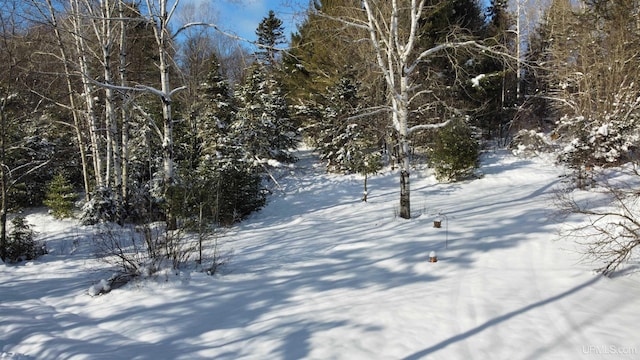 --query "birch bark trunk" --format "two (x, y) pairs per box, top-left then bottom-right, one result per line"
(71, 0), (104, 188)
(41, 0), (91, 199)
